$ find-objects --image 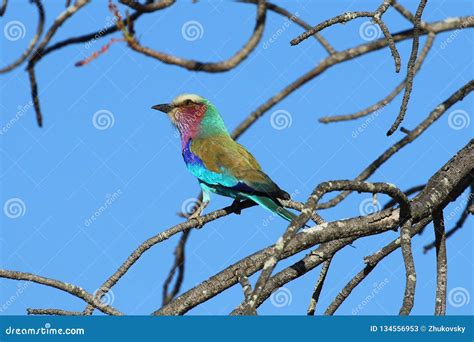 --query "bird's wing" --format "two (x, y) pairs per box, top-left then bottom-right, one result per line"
(190, 135), (290, 200)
